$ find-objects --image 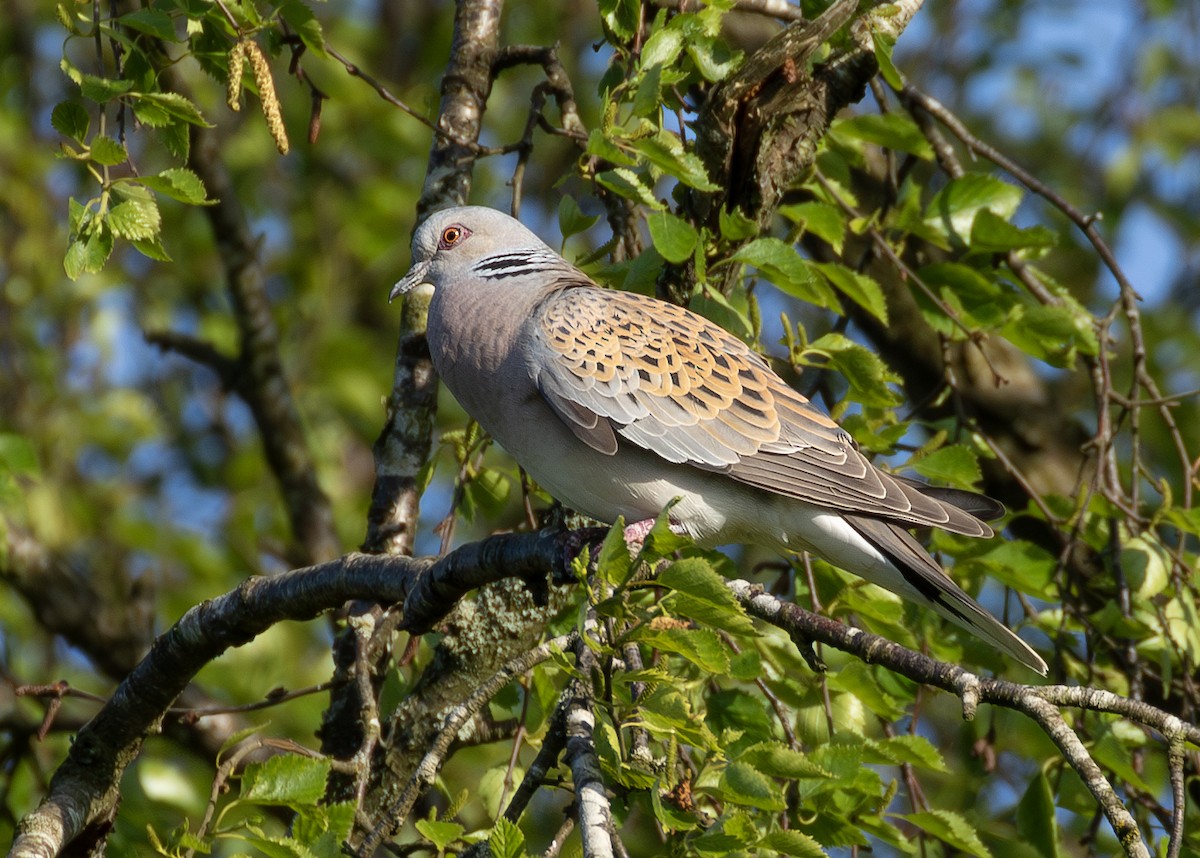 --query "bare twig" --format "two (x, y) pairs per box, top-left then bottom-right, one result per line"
(565, 633), (617, 858)
(503, 696), (570, 822)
